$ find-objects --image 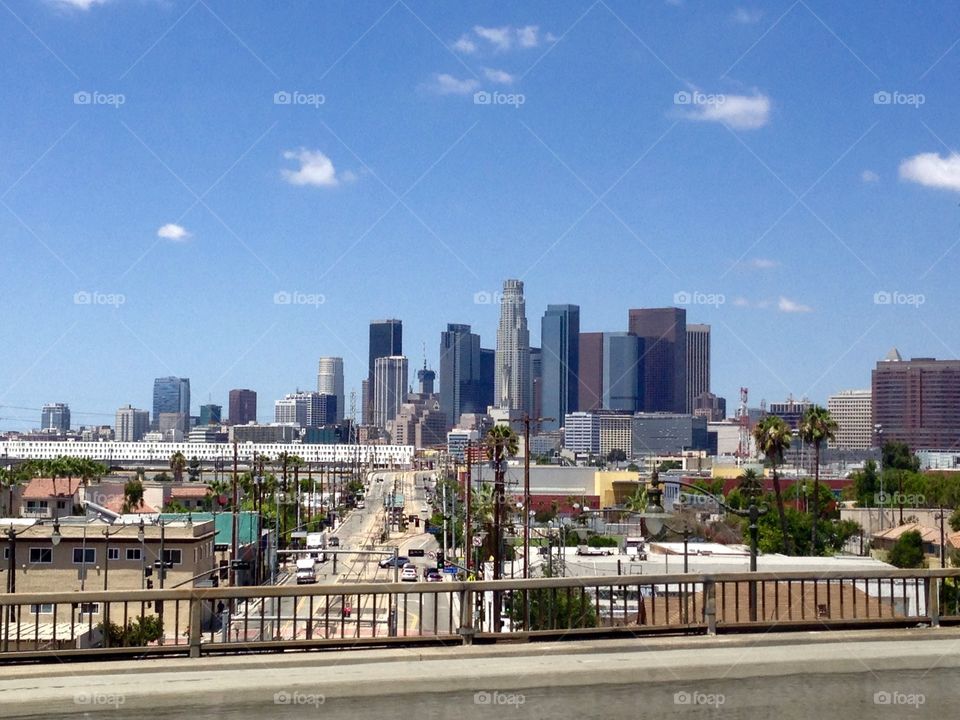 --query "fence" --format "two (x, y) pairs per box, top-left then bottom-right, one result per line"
(1, 568), (958, 662)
